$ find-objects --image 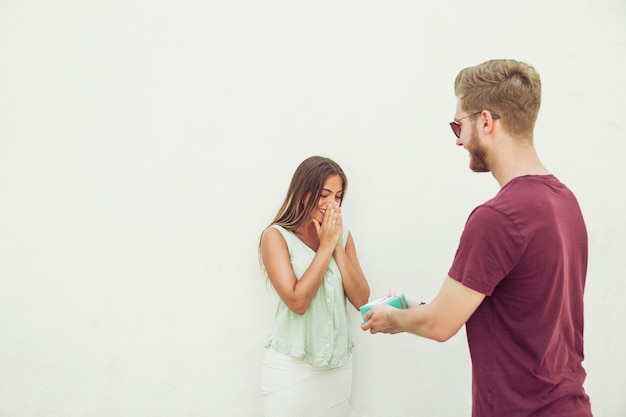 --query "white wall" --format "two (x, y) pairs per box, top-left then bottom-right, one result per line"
(1, 1), (625, 416)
